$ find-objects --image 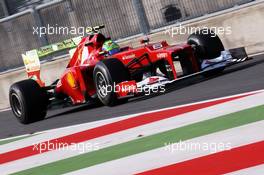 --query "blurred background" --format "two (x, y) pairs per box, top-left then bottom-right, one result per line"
(0, 0), (255, 71)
